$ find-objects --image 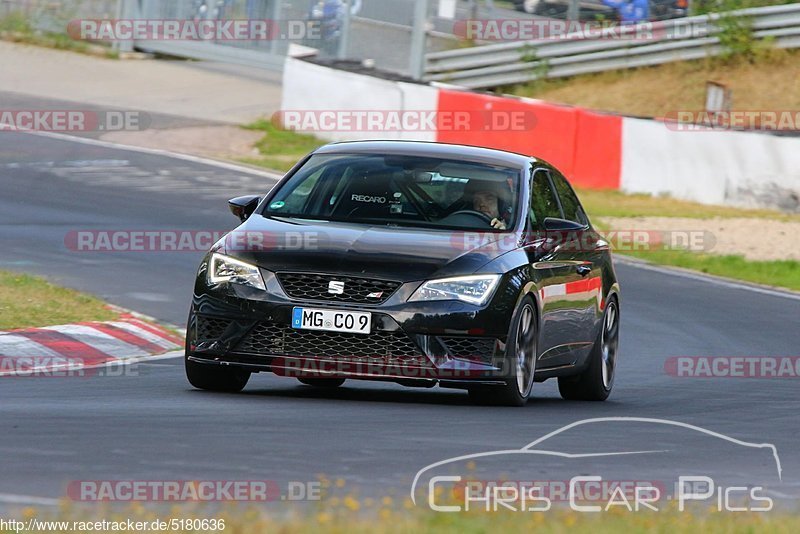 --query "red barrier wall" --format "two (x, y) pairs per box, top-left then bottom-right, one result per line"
(436, 88), (621, 189)
(572, 108), (622, 189)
